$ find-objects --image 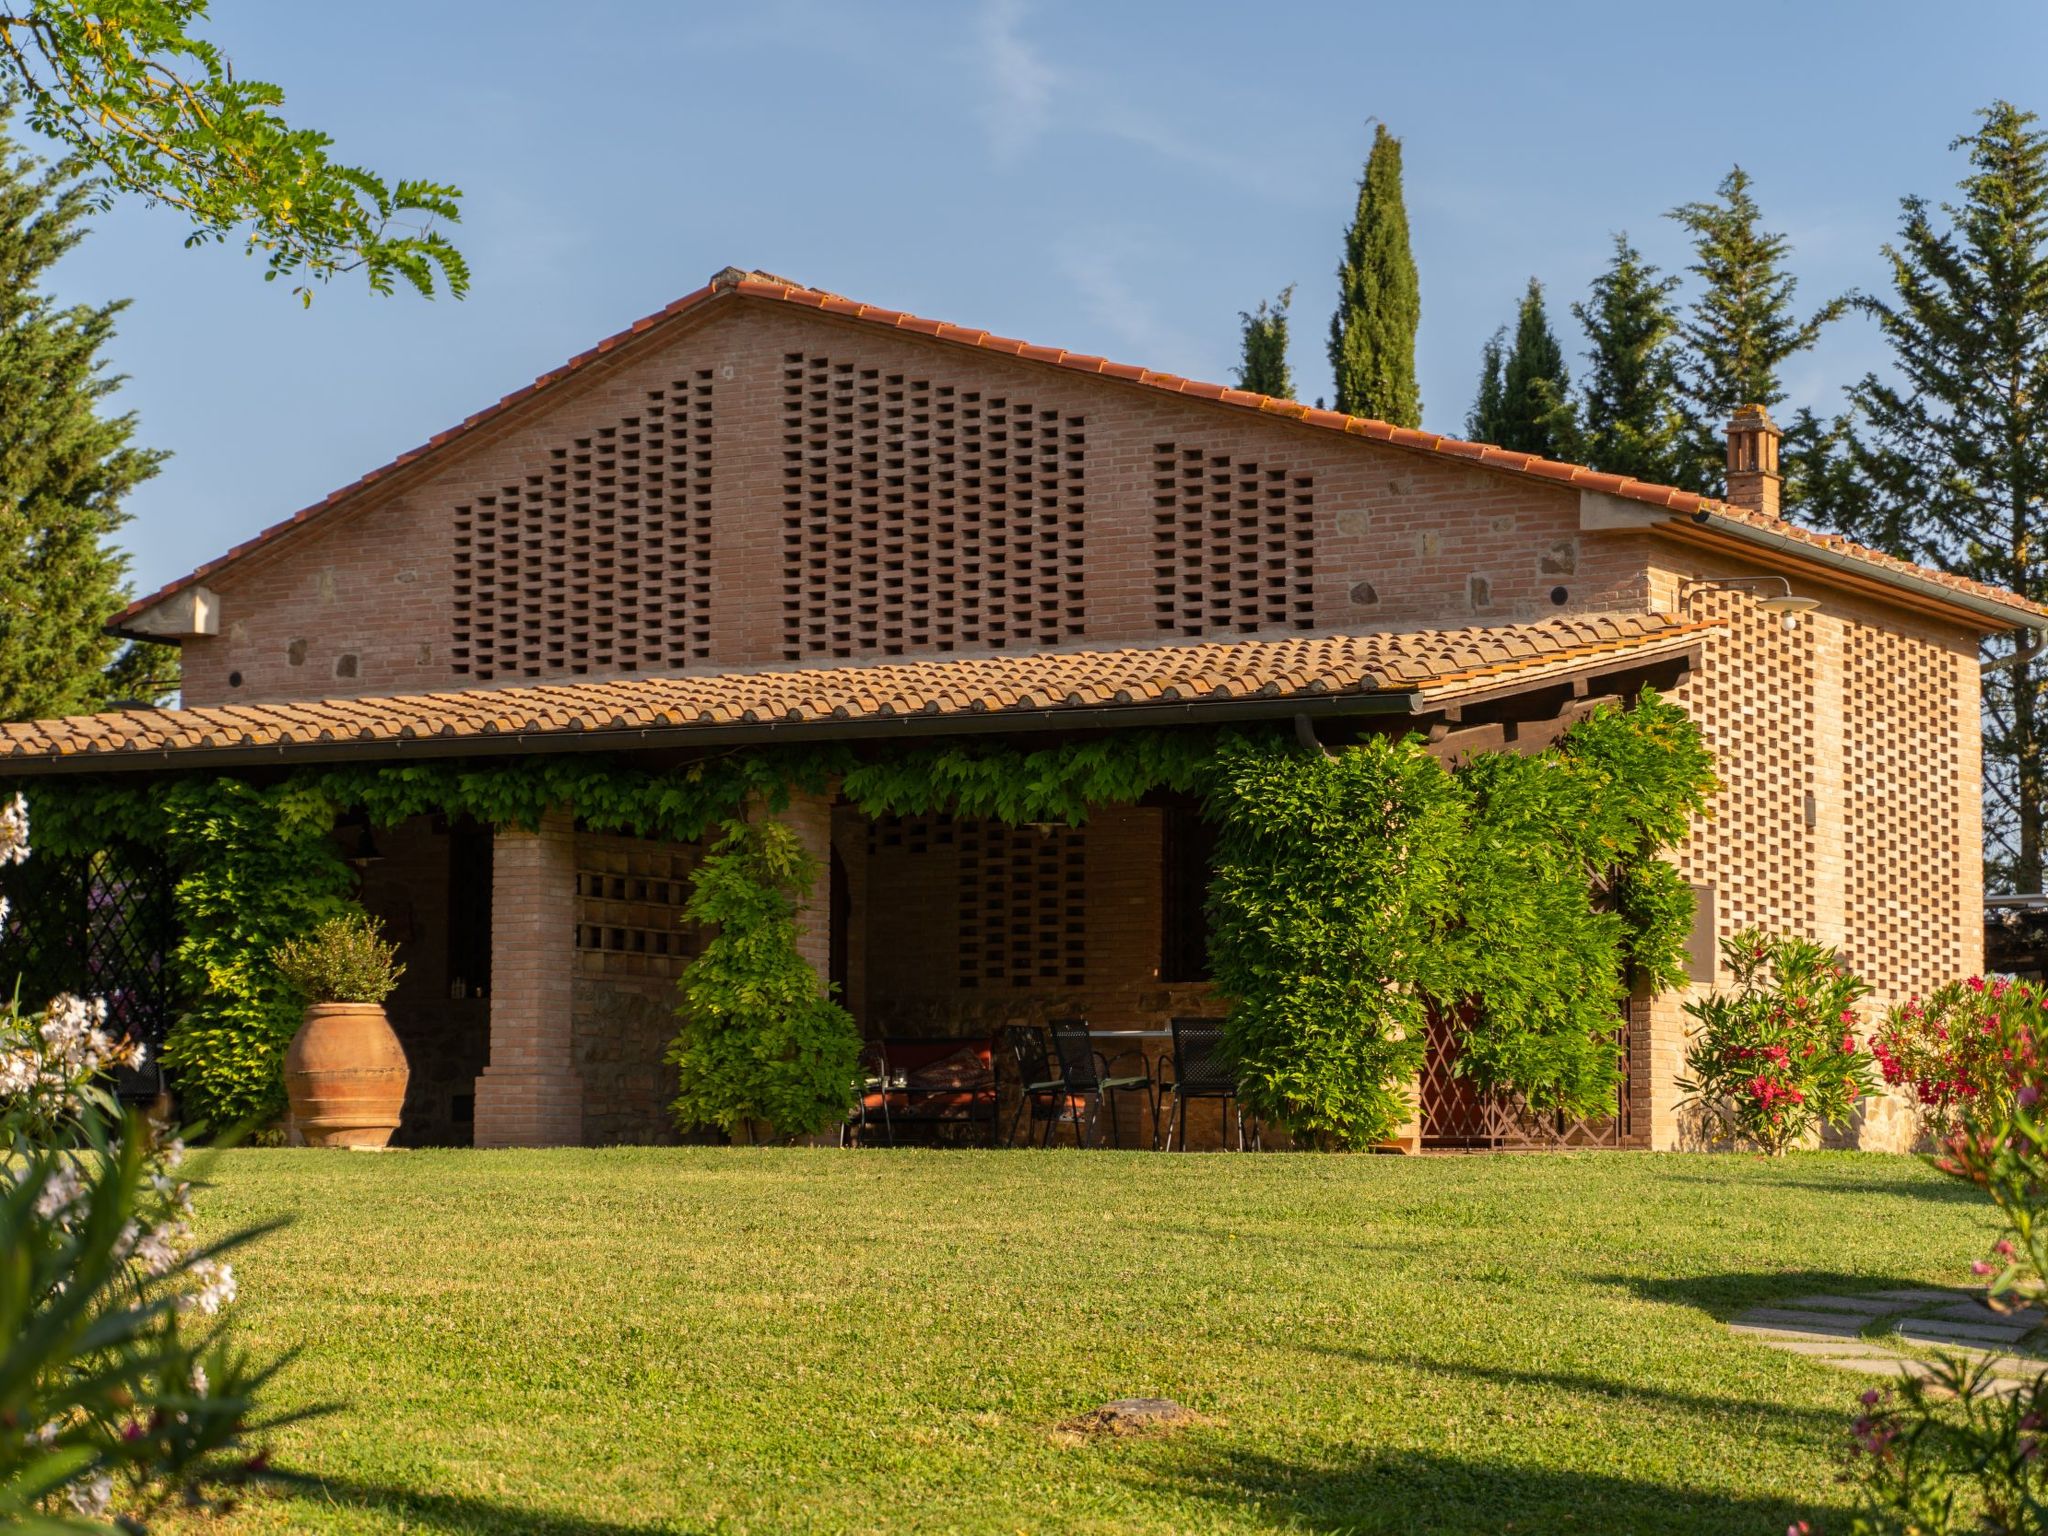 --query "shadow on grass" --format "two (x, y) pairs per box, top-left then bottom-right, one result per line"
(263, 1478), (679, 1535)
(1595, 1268), (1965, 1321)
(1160, 1444), (1842, 1535)
(1302, 1345), (1851, 1435)
(1645, 1167), (1984, 1205)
